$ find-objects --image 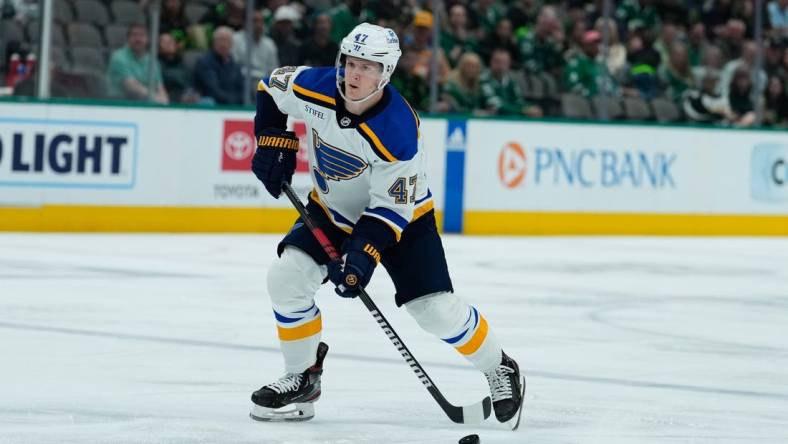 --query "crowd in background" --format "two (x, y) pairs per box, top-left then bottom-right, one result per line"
(2, 0), (788, 127)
